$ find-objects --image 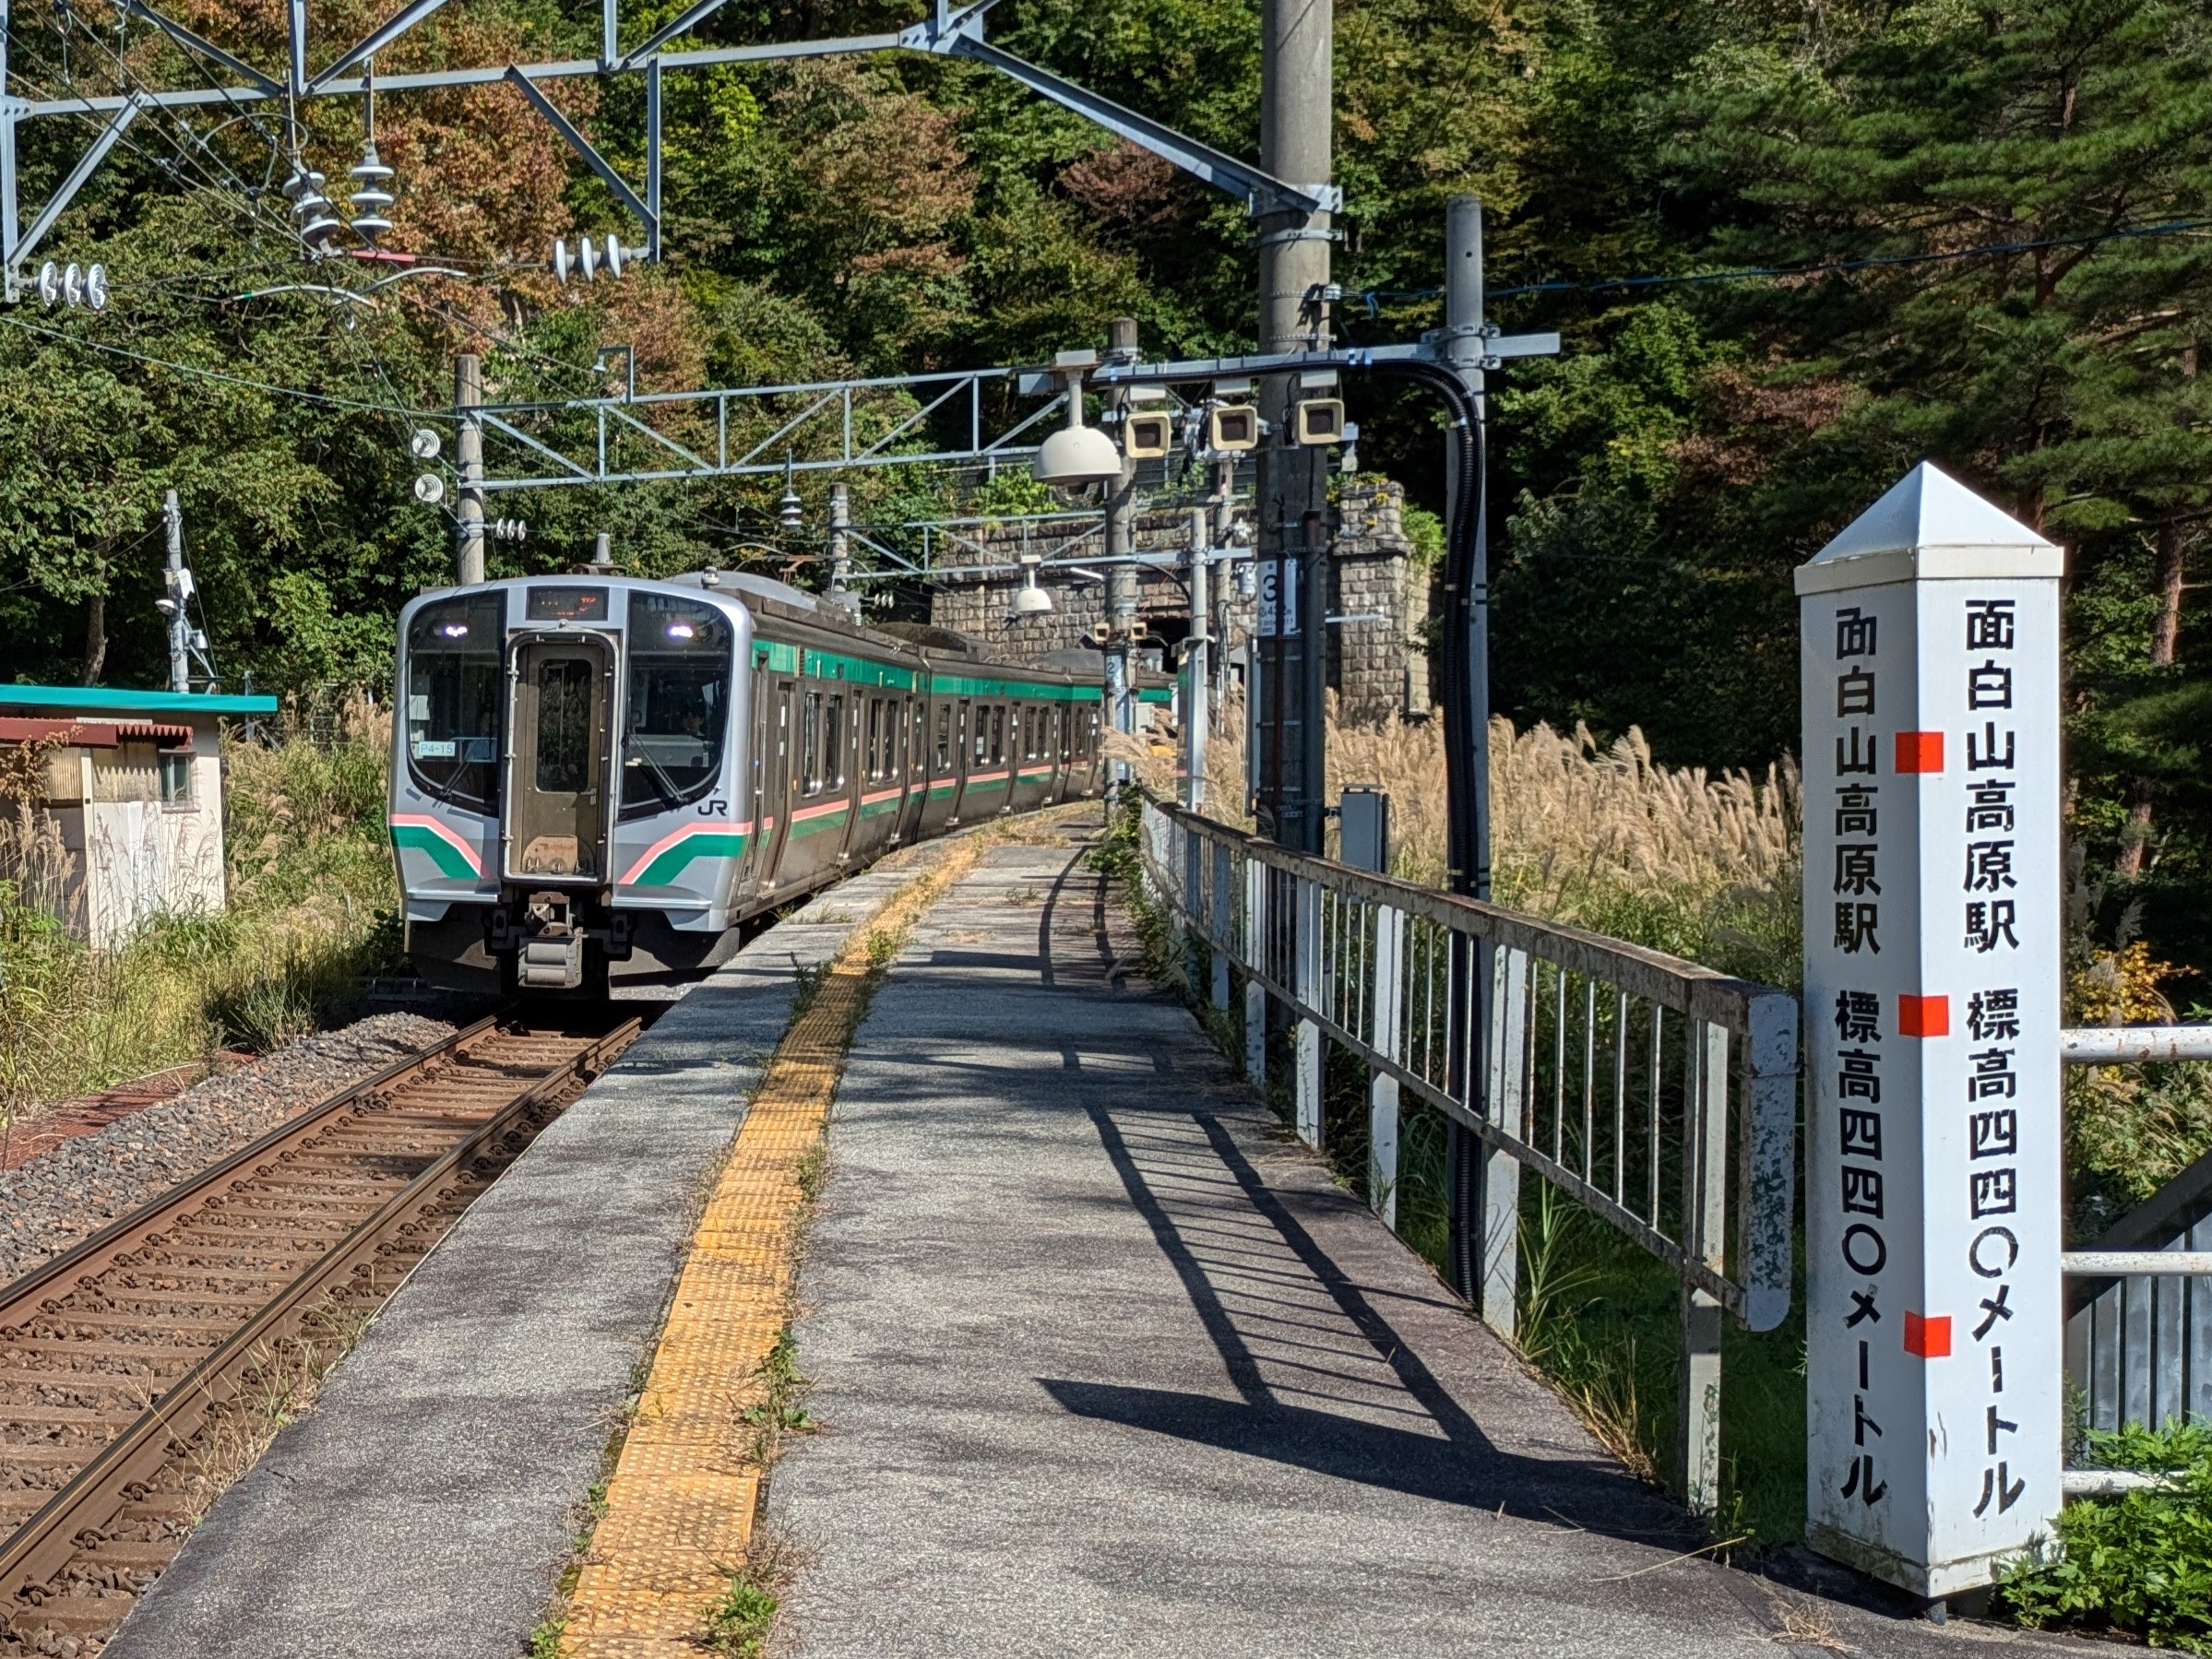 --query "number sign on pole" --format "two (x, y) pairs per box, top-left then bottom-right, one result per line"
(1797, 463), (2063, 1598)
